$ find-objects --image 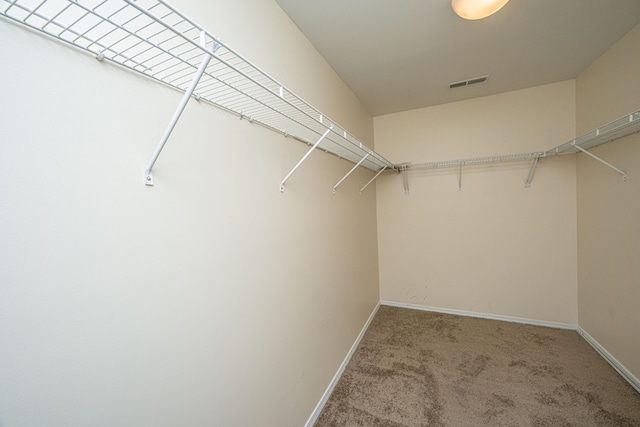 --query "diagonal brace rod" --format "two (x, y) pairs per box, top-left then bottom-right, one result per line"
(359, 166), (388, 195)
(333, 153), (370, 193)
(145, 40), (212, 185)
(572, 143), (627, 180)
(402, 165), (410, 195)
(280, 127), (333, 192)
(524, 155), (539, 188)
